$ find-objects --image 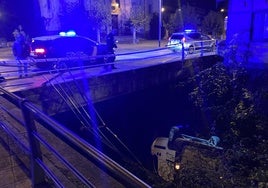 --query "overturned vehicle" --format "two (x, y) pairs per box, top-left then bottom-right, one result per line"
(151, 126), (224, 184)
